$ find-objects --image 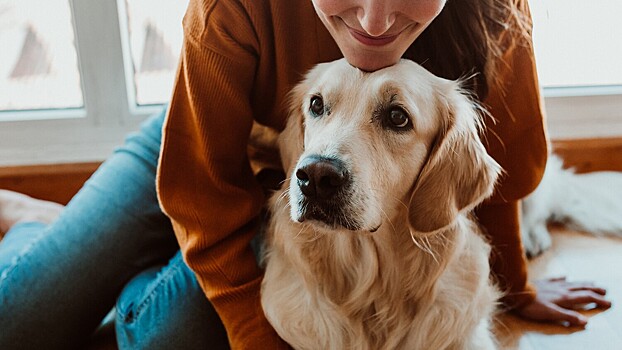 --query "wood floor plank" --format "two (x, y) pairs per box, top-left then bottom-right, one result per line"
(495, 228), (622, 349)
